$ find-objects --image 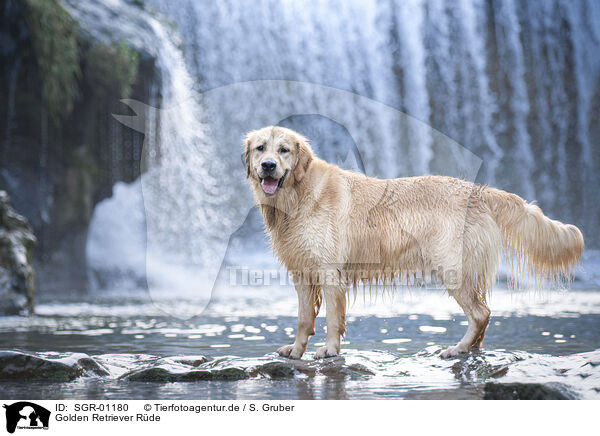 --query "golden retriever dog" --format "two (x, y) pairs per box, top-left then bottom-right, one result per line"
(244, 126), (584, 359)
